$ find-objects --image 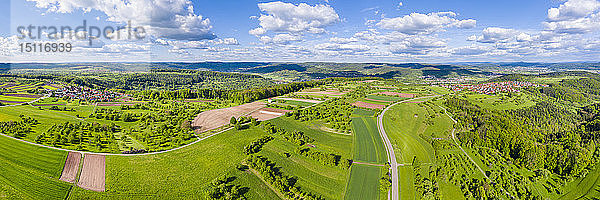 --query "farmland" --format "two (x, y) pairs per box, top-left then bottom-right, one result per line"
(0, 135), (71, 200)
(1, 68), (600, 200)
